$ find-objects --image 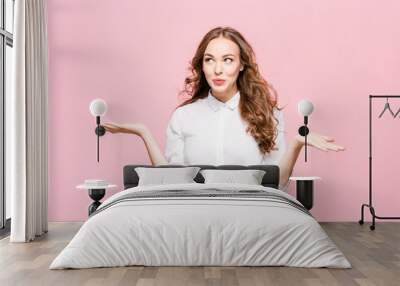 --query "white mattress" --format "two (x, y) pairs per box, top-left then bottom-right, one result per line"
(50, 183), (351, 269)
